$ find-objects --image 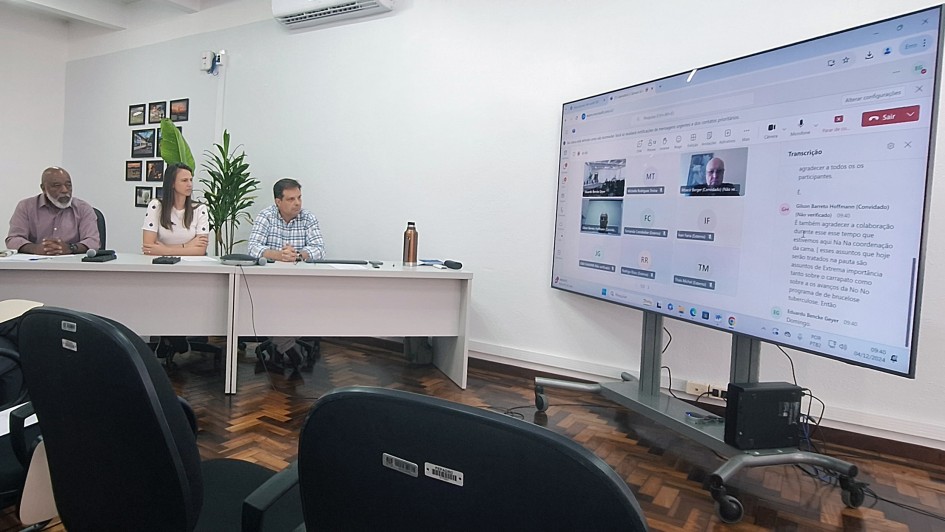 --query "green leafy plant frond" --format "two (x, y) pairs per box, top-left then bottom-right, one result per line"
(199, 129), (260, 255)
(158, 118), (196, 169)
